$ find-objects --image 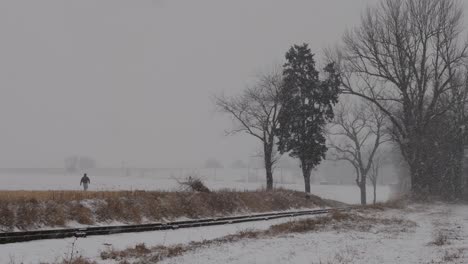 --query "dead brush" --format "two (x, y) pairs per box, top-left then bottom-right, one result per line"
(96, 198), (142, 223)
(430, 231), (450, 246)
(15, 201), (40, 229)
(100, 248), (125, 260)
(377, 197), (407, 209)
(267, 211), (356, 235)
(0, 202), (15, 231)
(102, 229), (263, 263)
(330, 210), (353, 221)
(268, 216), (330, 234)
(61, 256), (97, 264)
(216, 229), (260, 243)
(69, 203), (94, 225)
(43, 201), (67, 226)
(442, 248), (463, 262)
(178, 176), (210, 193)
(101, 243), (151, 260)
(362, 198), (407, 211)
